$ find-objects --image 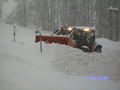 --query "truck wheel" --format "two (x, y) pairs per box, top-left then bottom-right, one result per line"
(81, 46), (89, 52)
(96, 47), (102, 53)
